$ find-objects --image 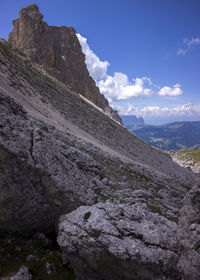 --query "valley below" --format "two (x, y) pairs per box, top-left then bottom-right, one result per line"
(121, 115), (200, 151)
